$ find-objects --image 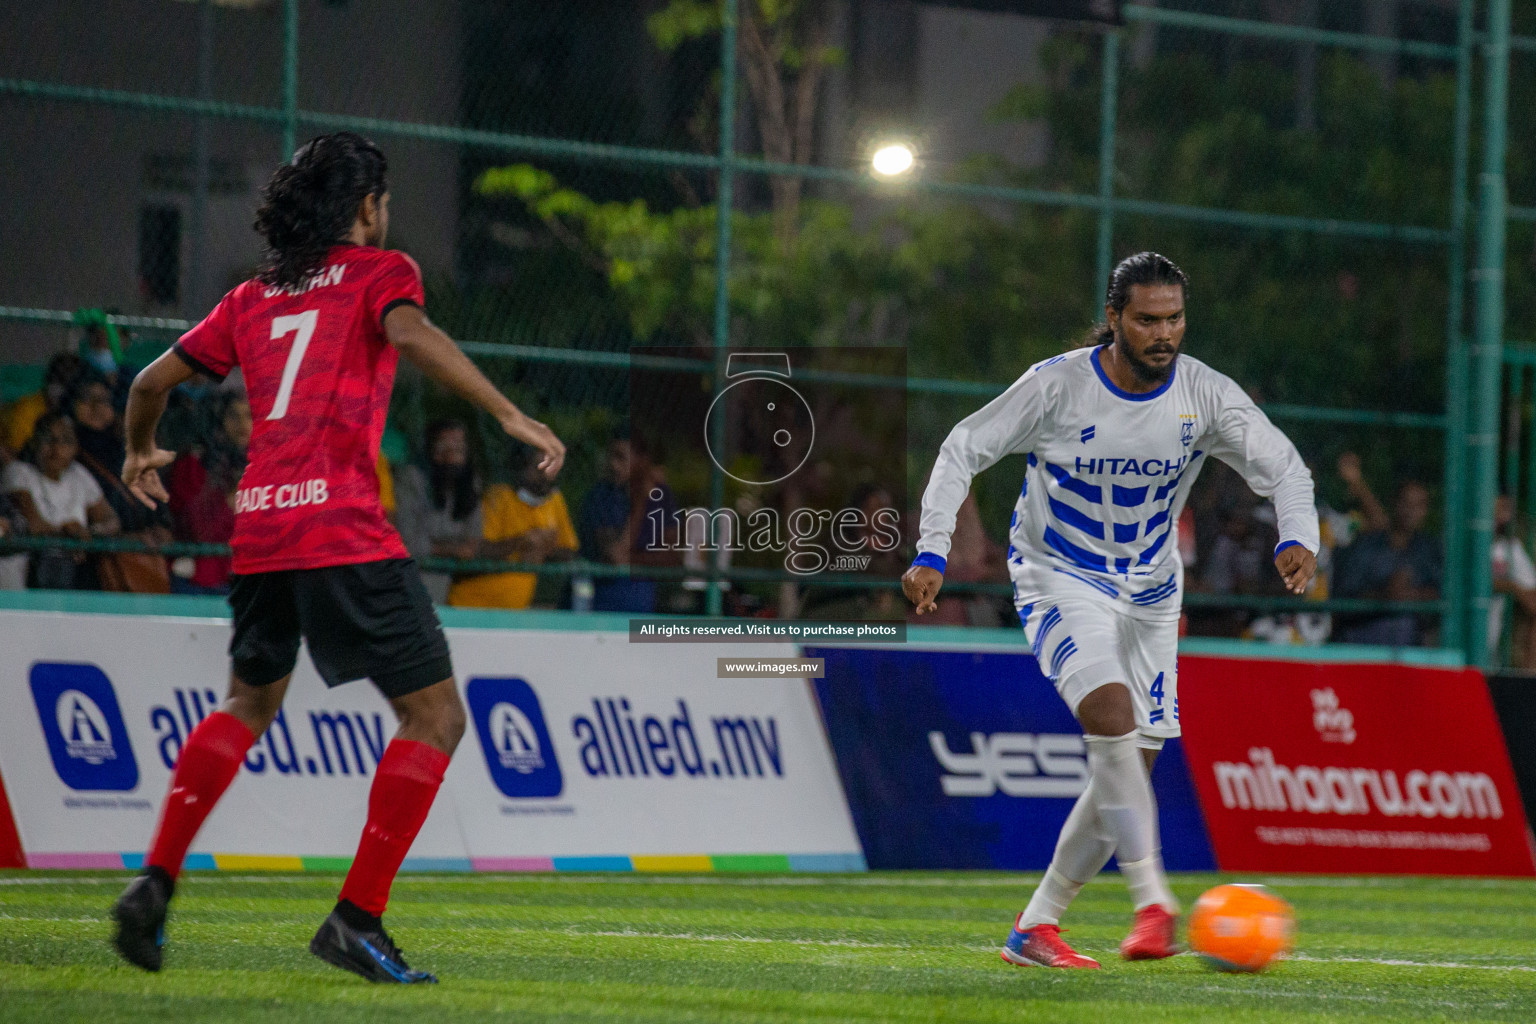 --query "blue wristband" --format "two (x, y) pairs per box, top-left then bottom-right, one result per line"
(911, 552), (947, 574)
(1274, 540), (1305, 559)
